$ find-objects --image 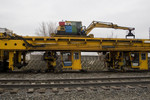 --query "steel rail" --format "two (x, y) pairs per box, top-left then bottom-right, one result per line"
(0, 76), (150, 82)
(0, 76), (150, 88)
(0, 80), (150, 88)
